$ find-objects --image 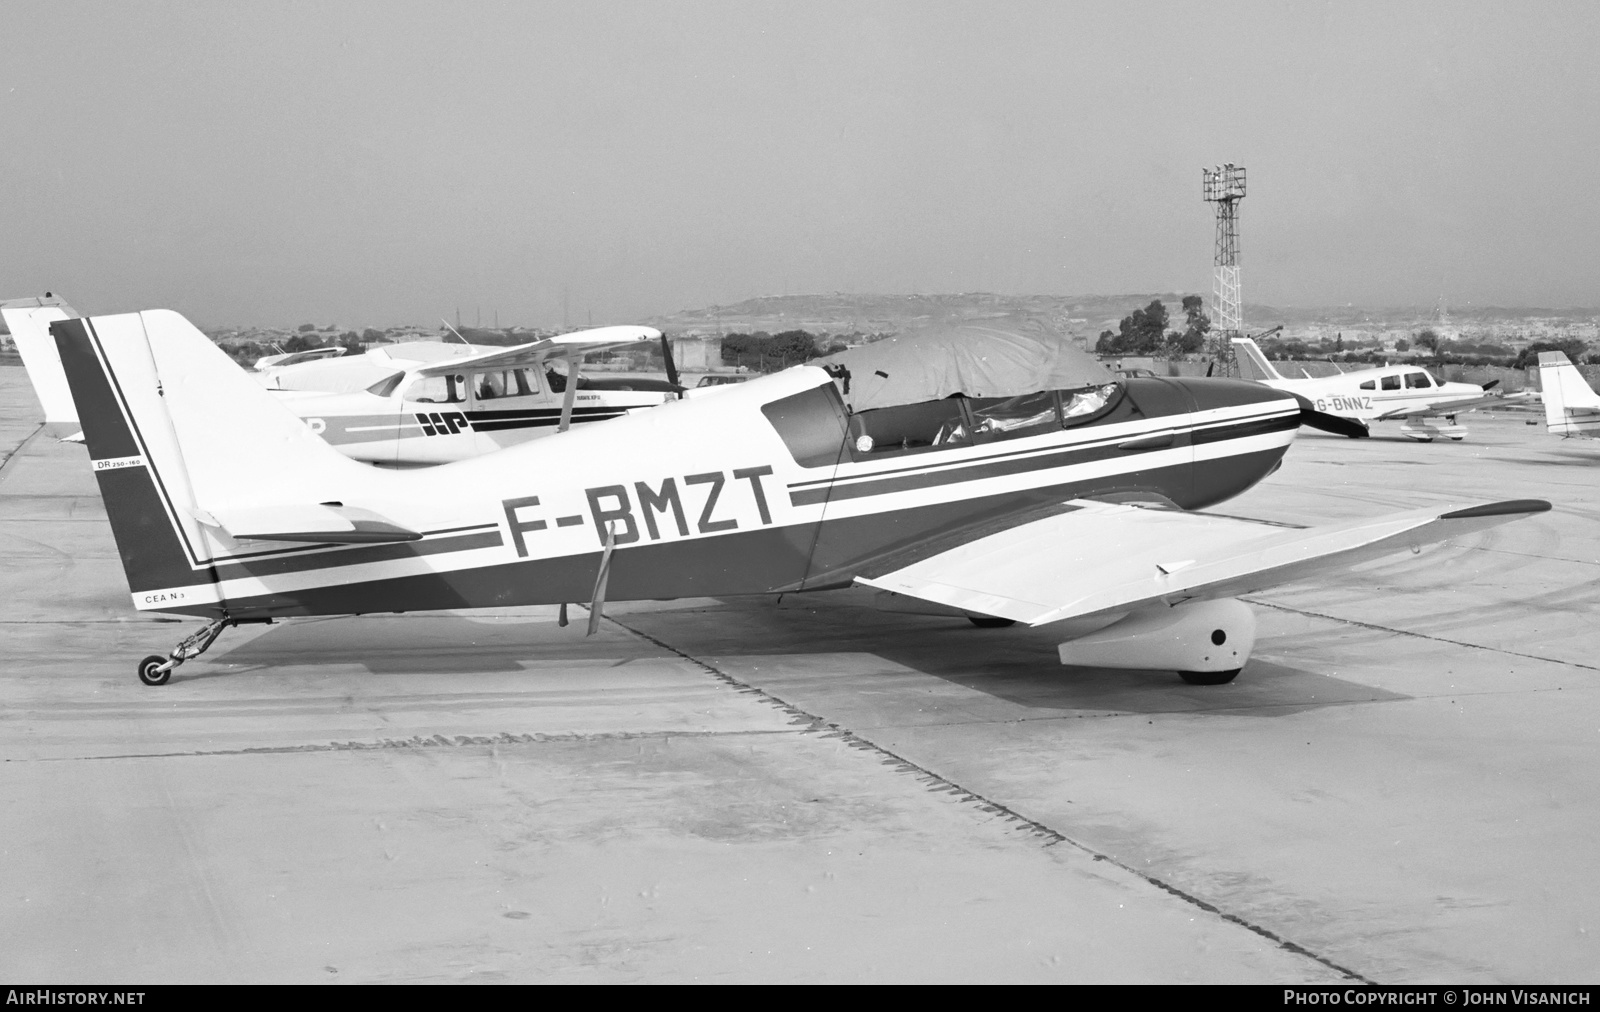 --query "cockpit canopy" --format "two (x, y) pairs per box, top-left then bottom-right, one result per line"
(812, 323), (1114, 412)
